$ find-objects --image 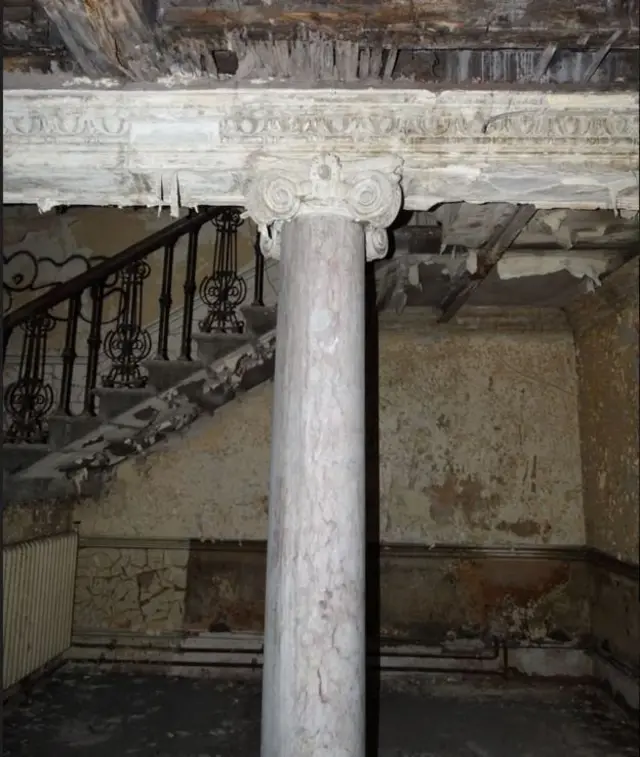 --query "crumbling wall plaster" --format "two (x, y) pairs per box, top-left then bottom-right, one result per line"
(572, 262), (639, 565)
(74, 381), (273, 541)
(74, 547), (187, 633)
(378, 326), (583, 545)
(569, 259), (639, 671)
(174, 542), (590, 644)
(2, 500), (74, 545)
(74, 322), (584, 547)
